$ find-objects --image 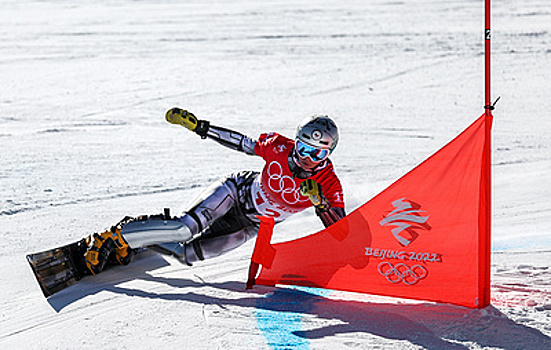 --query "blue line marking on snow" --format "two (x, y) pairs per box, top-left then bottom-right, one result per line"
(255, 286), (330, 349)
